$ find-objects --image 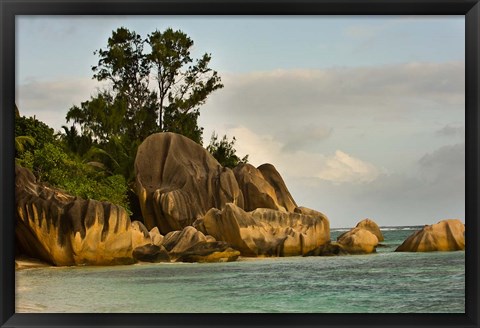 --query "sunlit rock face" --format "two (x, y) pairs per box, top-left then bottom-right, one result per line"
(15, 165), (153, 266)
(161, 226), (240, 263)
(134, 132), (244, 234)
(336, 227), (379, 254)
(395, 219), (465, 252)
(355, 218), (384, 242)
(134, 132), (331, 257)
(195, 203), (330, 257)
(233, 163), (297, 212)
(305, 218), (383, 256)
